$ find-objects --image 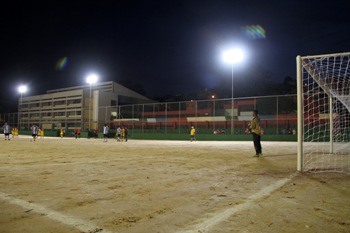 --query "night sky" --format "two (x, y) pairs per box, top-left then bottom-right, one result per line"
(1, 0), (349, 111)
